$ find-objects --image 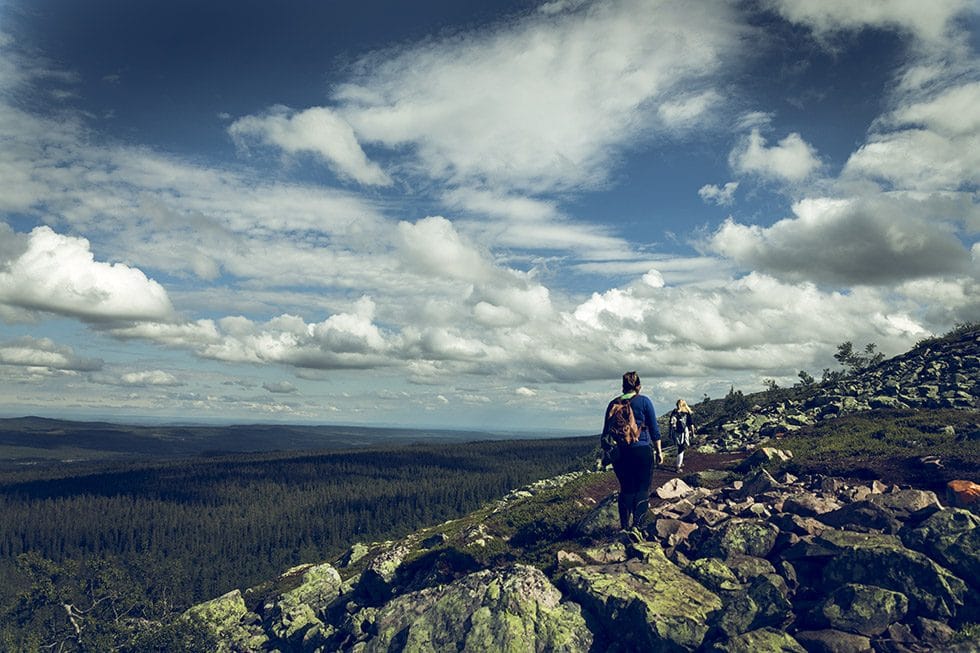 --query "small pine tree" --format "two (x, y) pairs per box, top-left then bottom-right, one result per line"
(723, 386), (749, 417)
